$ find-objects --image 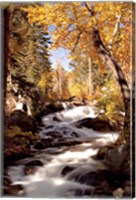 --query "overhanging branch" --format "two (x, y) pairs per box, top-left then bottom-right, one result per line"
(72, 31), (82, 52)
(84, 2), (95, 16)
(108, 15), (121, 50)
